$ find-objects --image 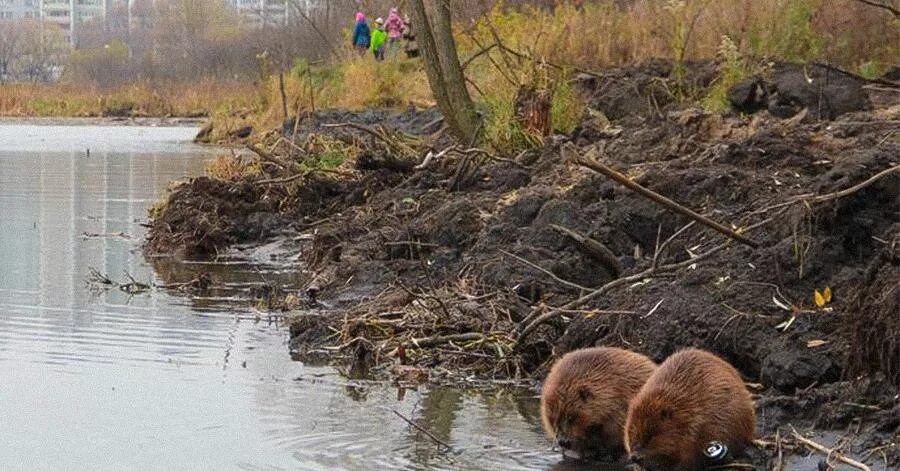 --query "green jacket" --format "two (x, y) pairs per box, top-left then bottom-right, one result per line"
(370, 28), (387, 52)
